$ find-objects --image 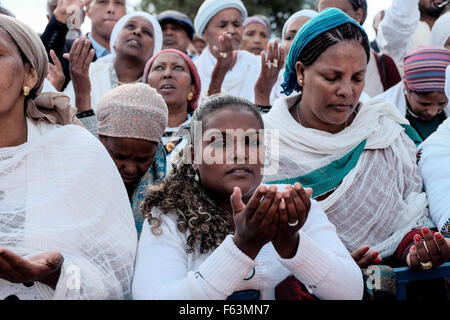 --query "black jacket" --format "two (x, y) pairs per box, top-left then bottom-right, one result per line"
(40, 15), (97, 90)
